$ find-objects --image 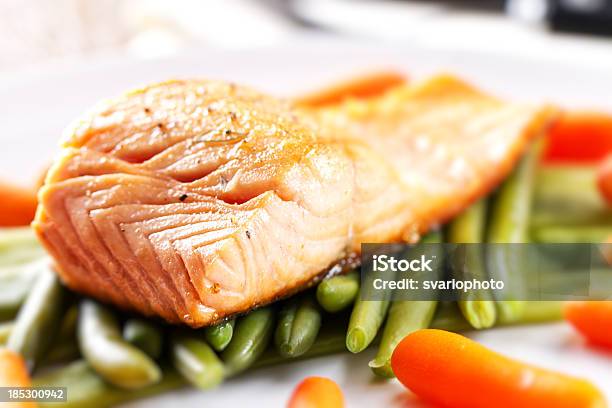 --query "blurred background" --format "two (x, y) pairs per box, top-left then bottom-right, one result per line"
(1, 0), (612, 75)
